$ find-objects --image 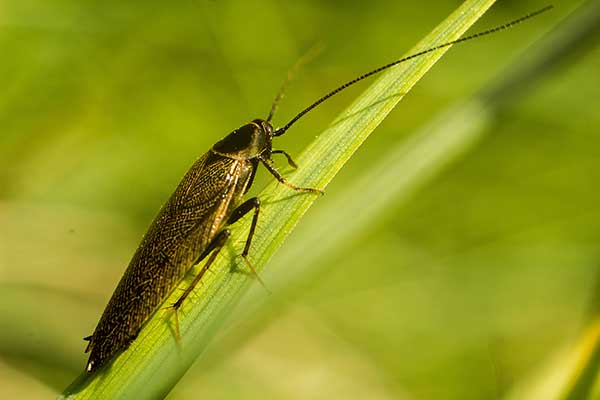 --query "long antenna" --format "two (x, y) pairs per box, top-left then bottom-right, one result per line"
(273, 5), (553, 137)
(267, 44), (324, 122)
